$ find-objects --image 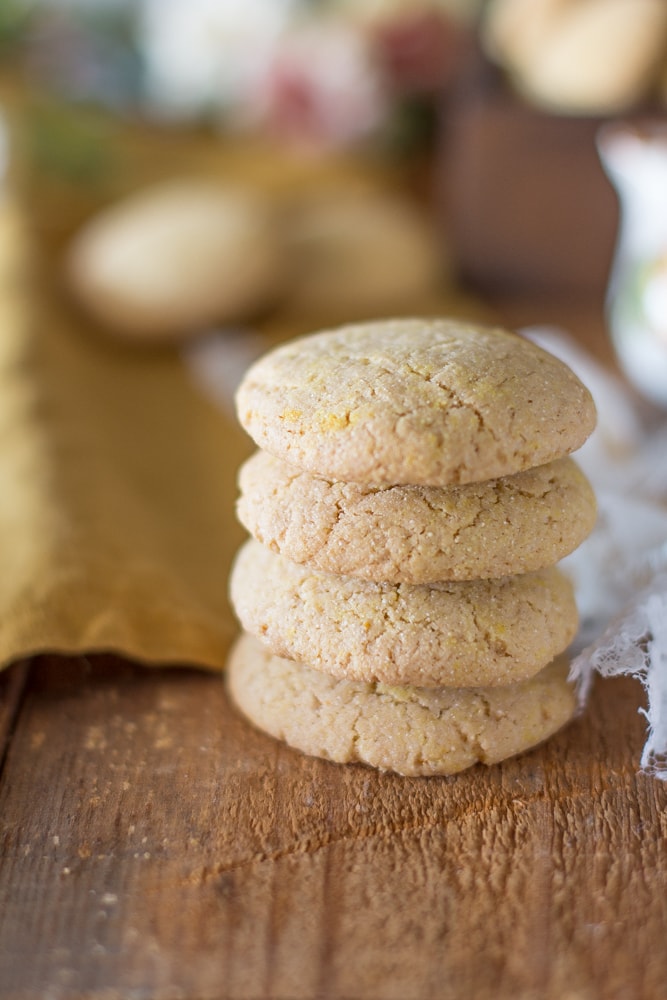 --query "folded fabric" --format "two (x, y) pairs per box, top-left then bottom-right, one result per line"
(0, 195), (250, 671)
(525, 326), (667, 779)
